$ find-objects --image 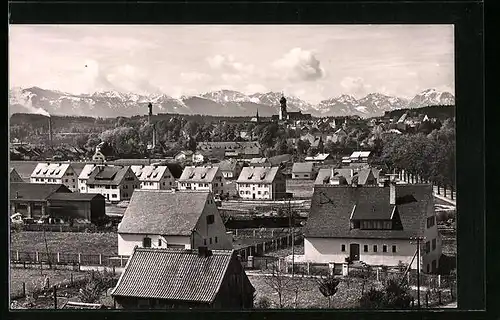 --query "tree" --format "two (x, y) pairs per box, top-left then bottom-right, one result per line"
(359, 278), (413, 309)
(262, 263), (292, 308)
(296, 139), (310, 156)
(317, 276), (340, 308)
